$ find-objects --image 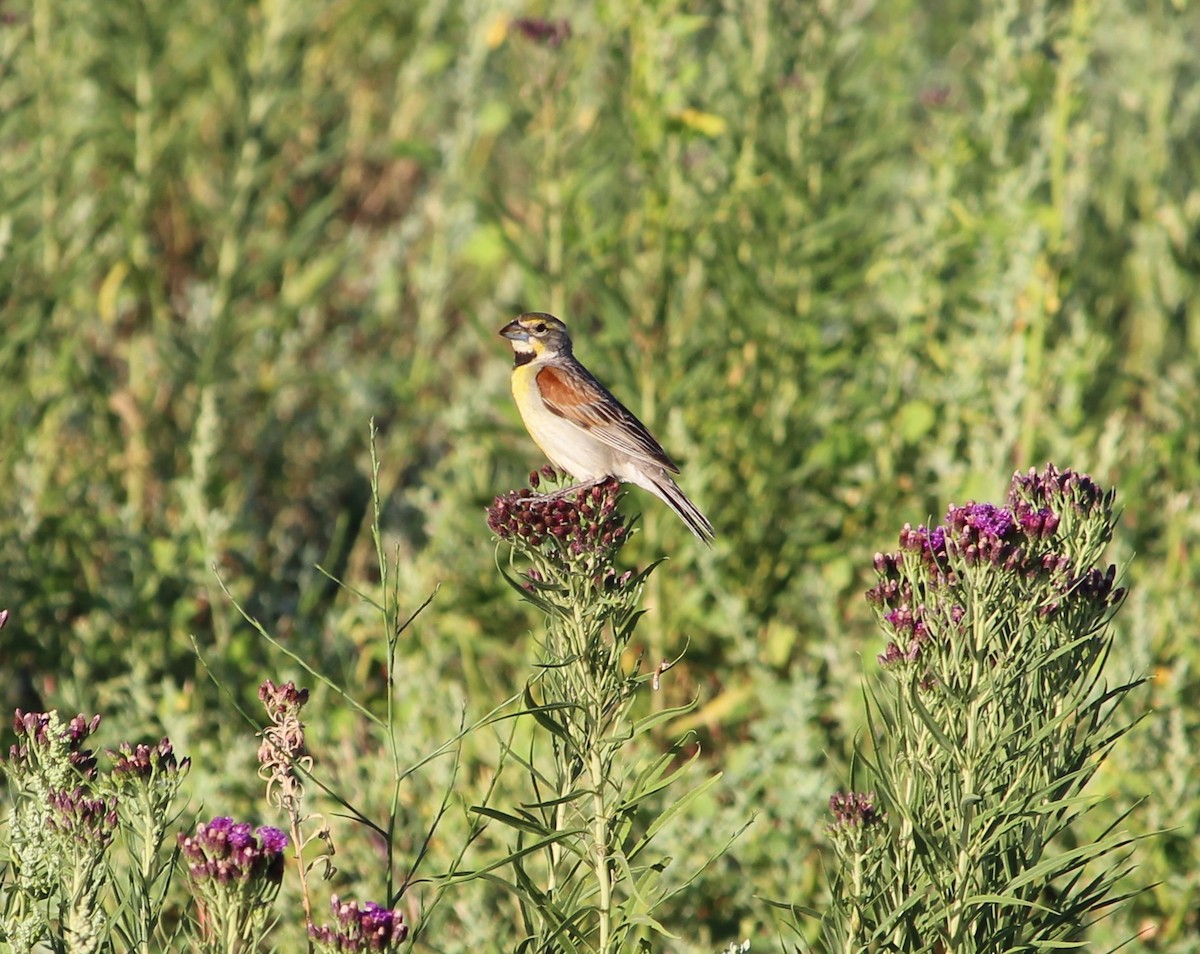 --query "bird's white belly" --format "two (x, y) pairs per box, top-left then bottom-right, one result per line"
(521, 399), (615, 480)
